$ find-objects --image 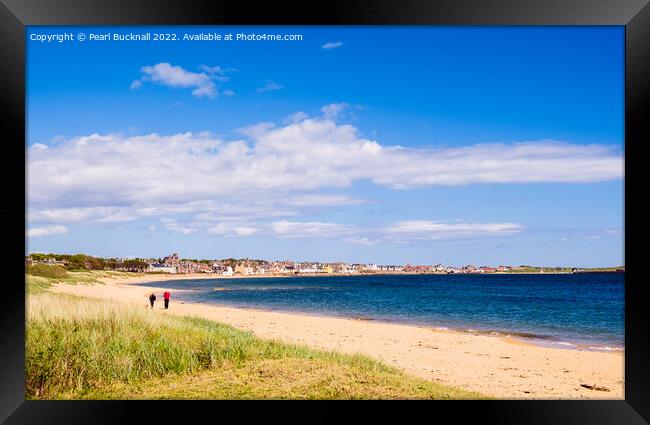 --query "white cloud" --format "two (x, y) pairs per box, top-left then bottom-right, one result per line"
(343, 236), (380, 246)
(239, 122), (276, 139)
(191, 202), (299, 222)
(198, 65), (223, 73)
(271, 221), (354, 238)
(322, 41), (343, 50)
(29, 143), (48, 151)
(161, 218), (197, 235)
(197, 218), (524, 242)
(321, 103), (349, 120)
(207, 223), (258, 237)
(283, 194), (366, 207)
(135, 63), (219, 98)
(27, 225), (68, 237)
(384, 220), (523, 241)
(222, 89), (235, 96)
(198, 65), (233, 84)
(257, 80), (283, 93)
(283, 111), (309, 124)
(29, 207), (138, 224)
(27, 109), (623, 240)
(233, 226), (257, 236)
